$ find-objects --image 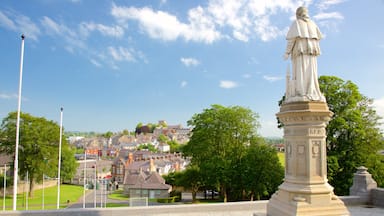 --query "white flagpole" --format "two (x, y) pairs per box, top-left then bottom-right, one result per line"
(13, 34), (25, 211)
(57, 107), (63, 209)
